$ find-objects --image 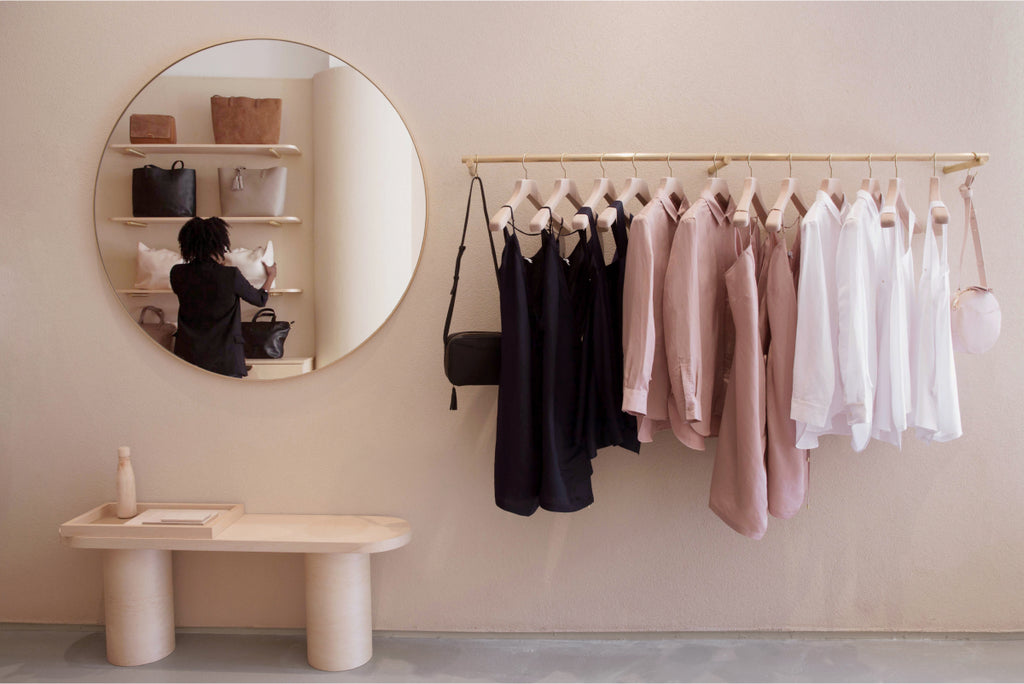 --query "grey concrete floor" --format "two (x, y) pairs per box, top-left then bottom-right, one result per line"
(2, 628), (1024, 682)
